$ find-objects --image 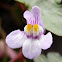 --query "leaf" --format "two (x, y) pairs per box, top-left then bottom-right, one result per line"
(34, 52), (62, 62)
(34, 54), (47, 62)
(16, 0), (62, 36)
(47, 52), (62, 62)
